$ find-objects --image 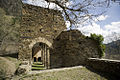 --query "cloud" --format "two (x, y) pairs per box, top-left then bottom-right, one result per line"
(22, 0), (61, 10)
(77, 21), (120, 43)
(22, 0), (70, 10)
(94, 15), (108, 22)
(65, 21), (71, 29)
(77, 23), (108, 37)
(104, 22), (120, 33)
